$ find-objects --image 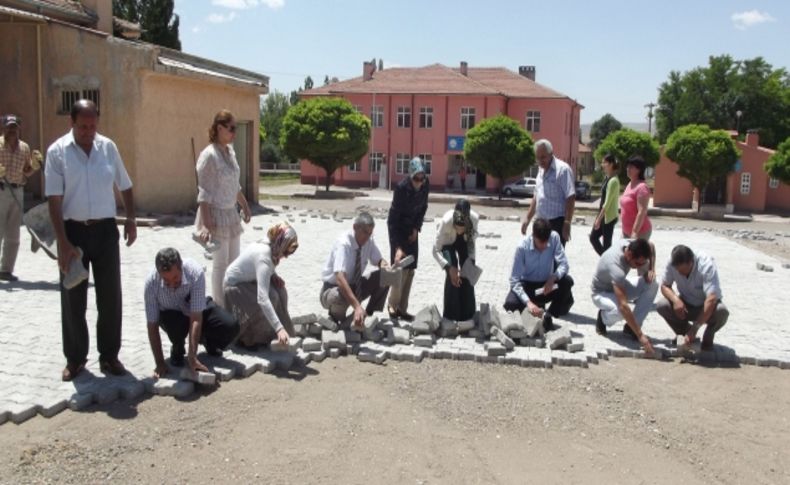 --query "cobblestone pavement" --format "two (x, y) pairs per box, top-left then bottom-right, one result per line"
(2, 206), (789, 425)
